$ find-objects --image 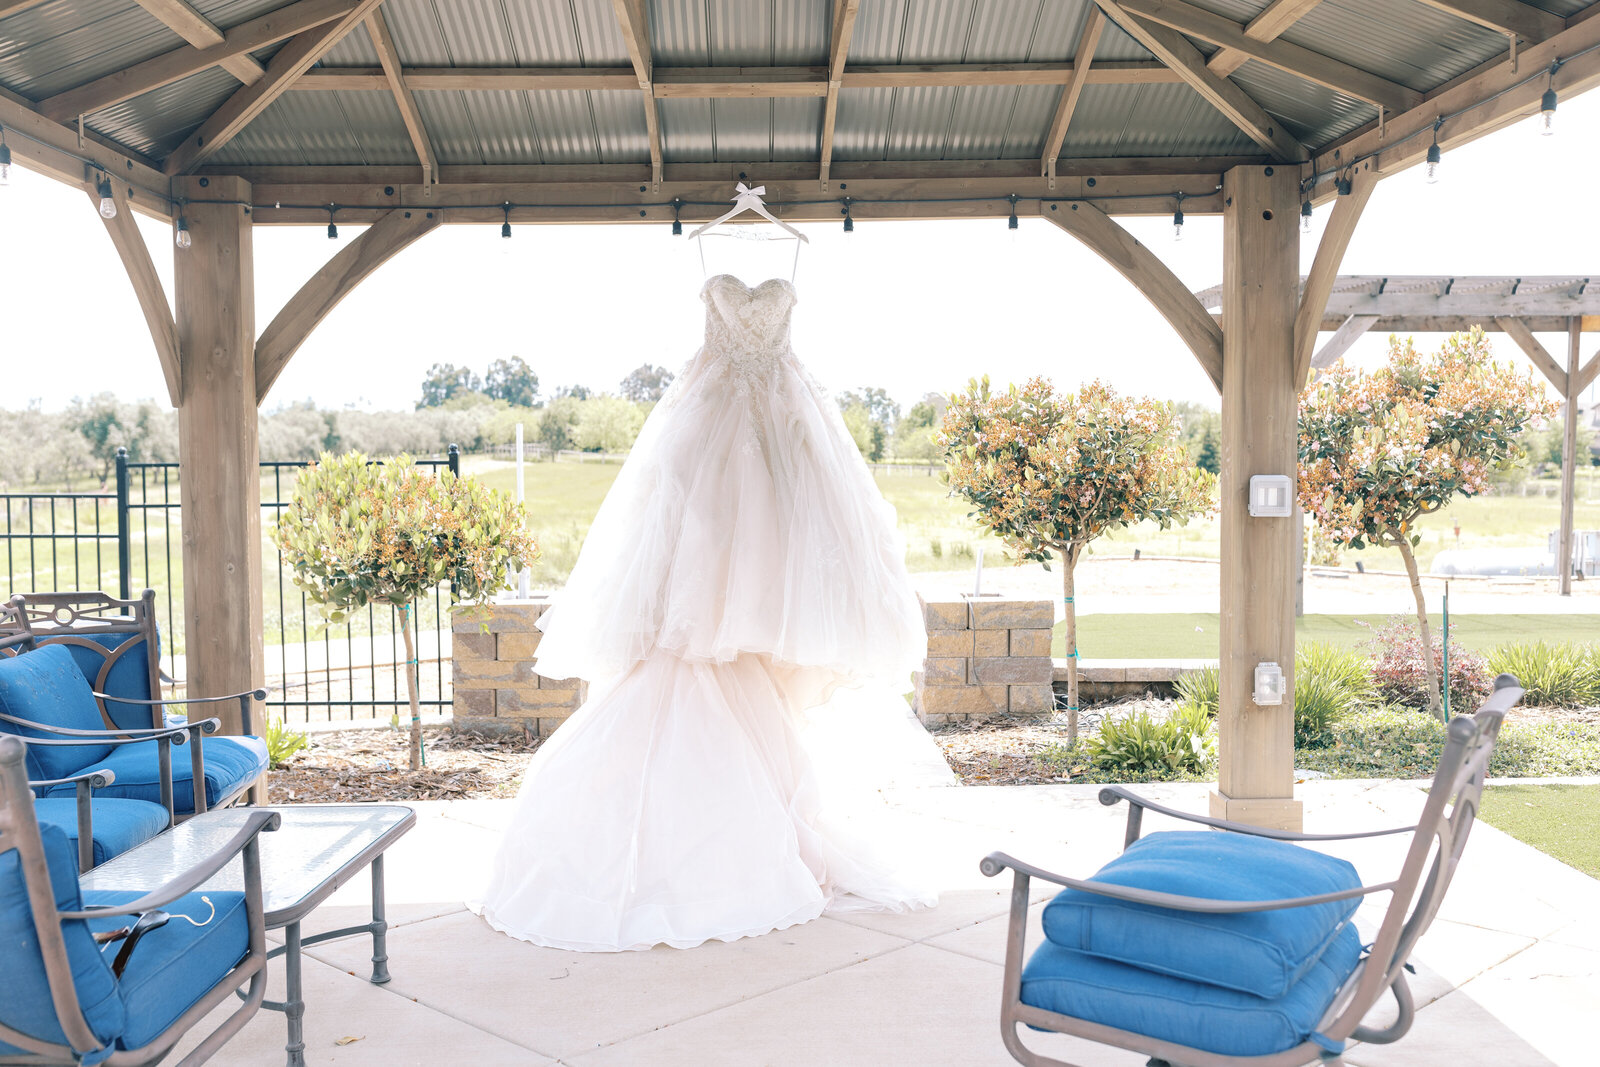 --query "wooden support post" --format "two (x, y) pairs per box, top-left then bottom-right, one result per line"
(1560, 316), (1580, 595)
(1212, 164), (1303, 831)
(172, 176), (262, 735)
